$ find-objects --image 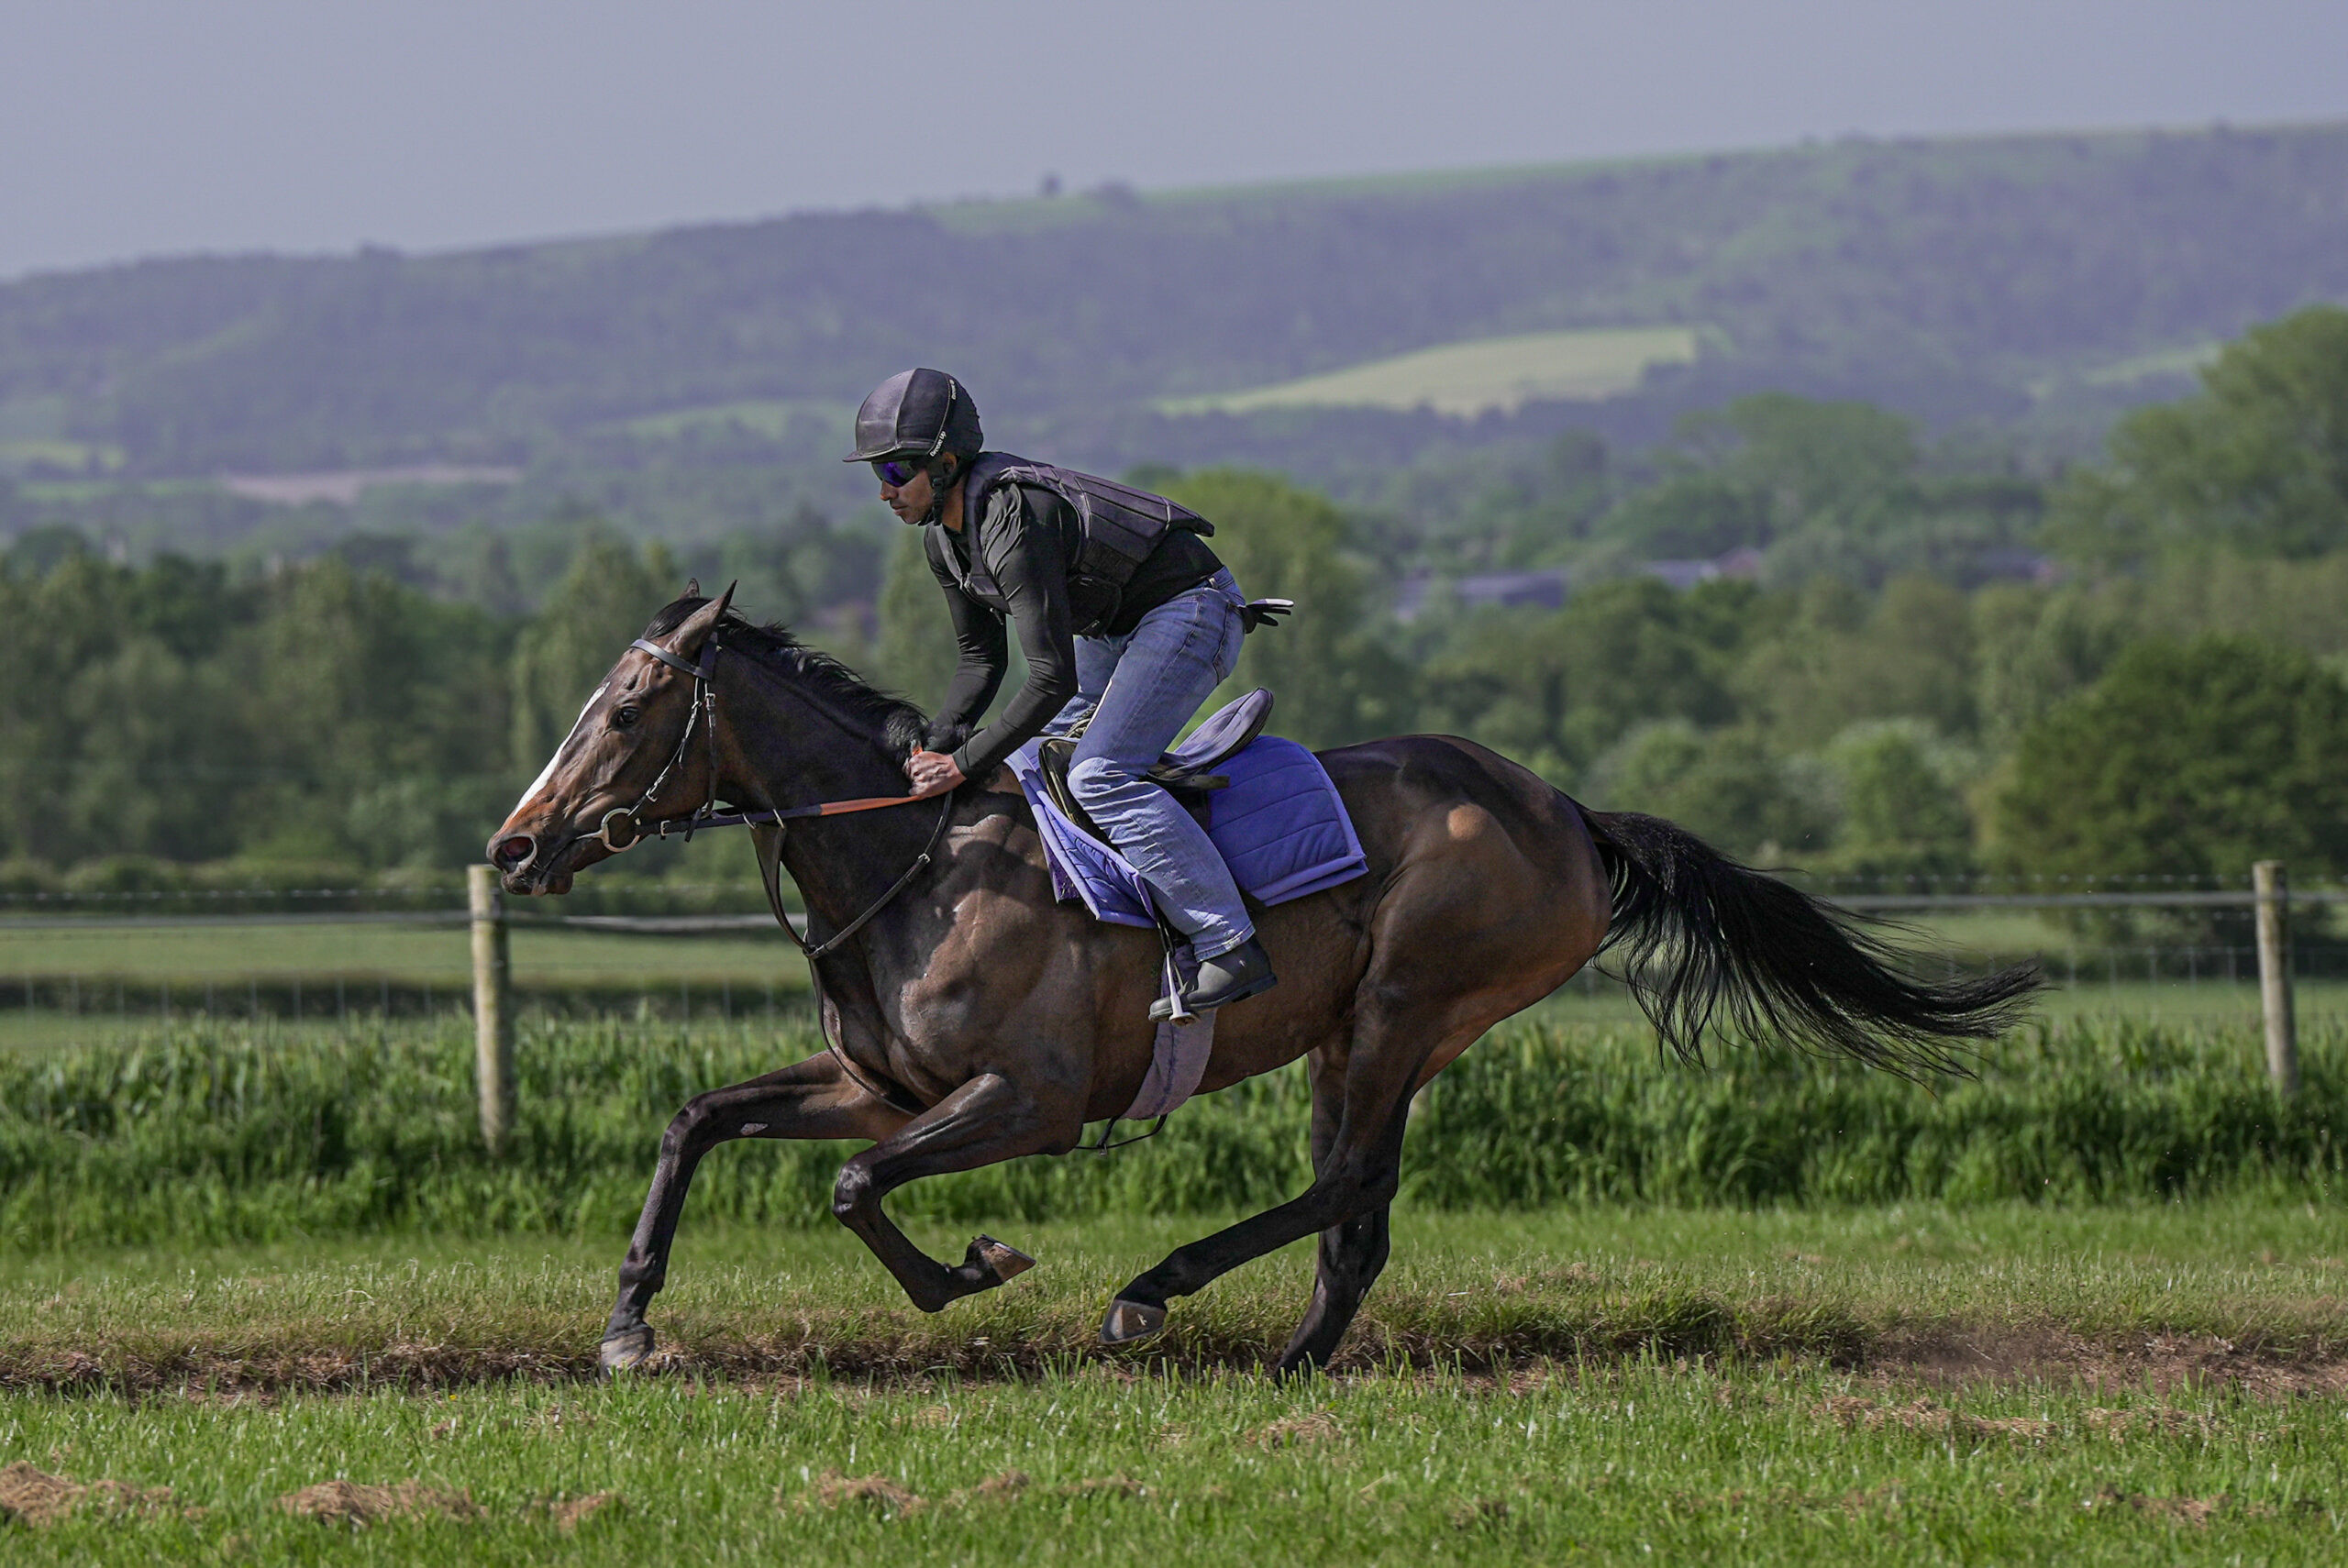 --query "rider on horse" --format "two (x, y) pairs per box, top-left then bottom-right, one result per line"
(849, 367), (1278, 1019)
